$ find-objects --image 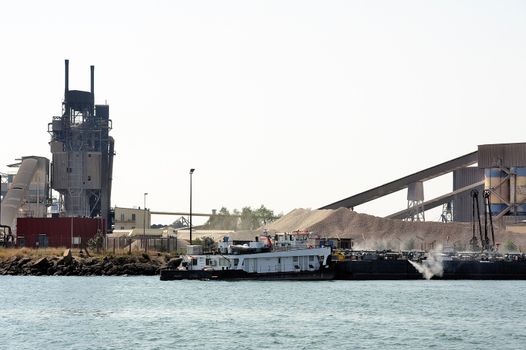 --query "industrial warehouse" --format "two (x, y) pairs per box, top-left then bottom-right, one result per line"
(1, 60), (526, 258)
